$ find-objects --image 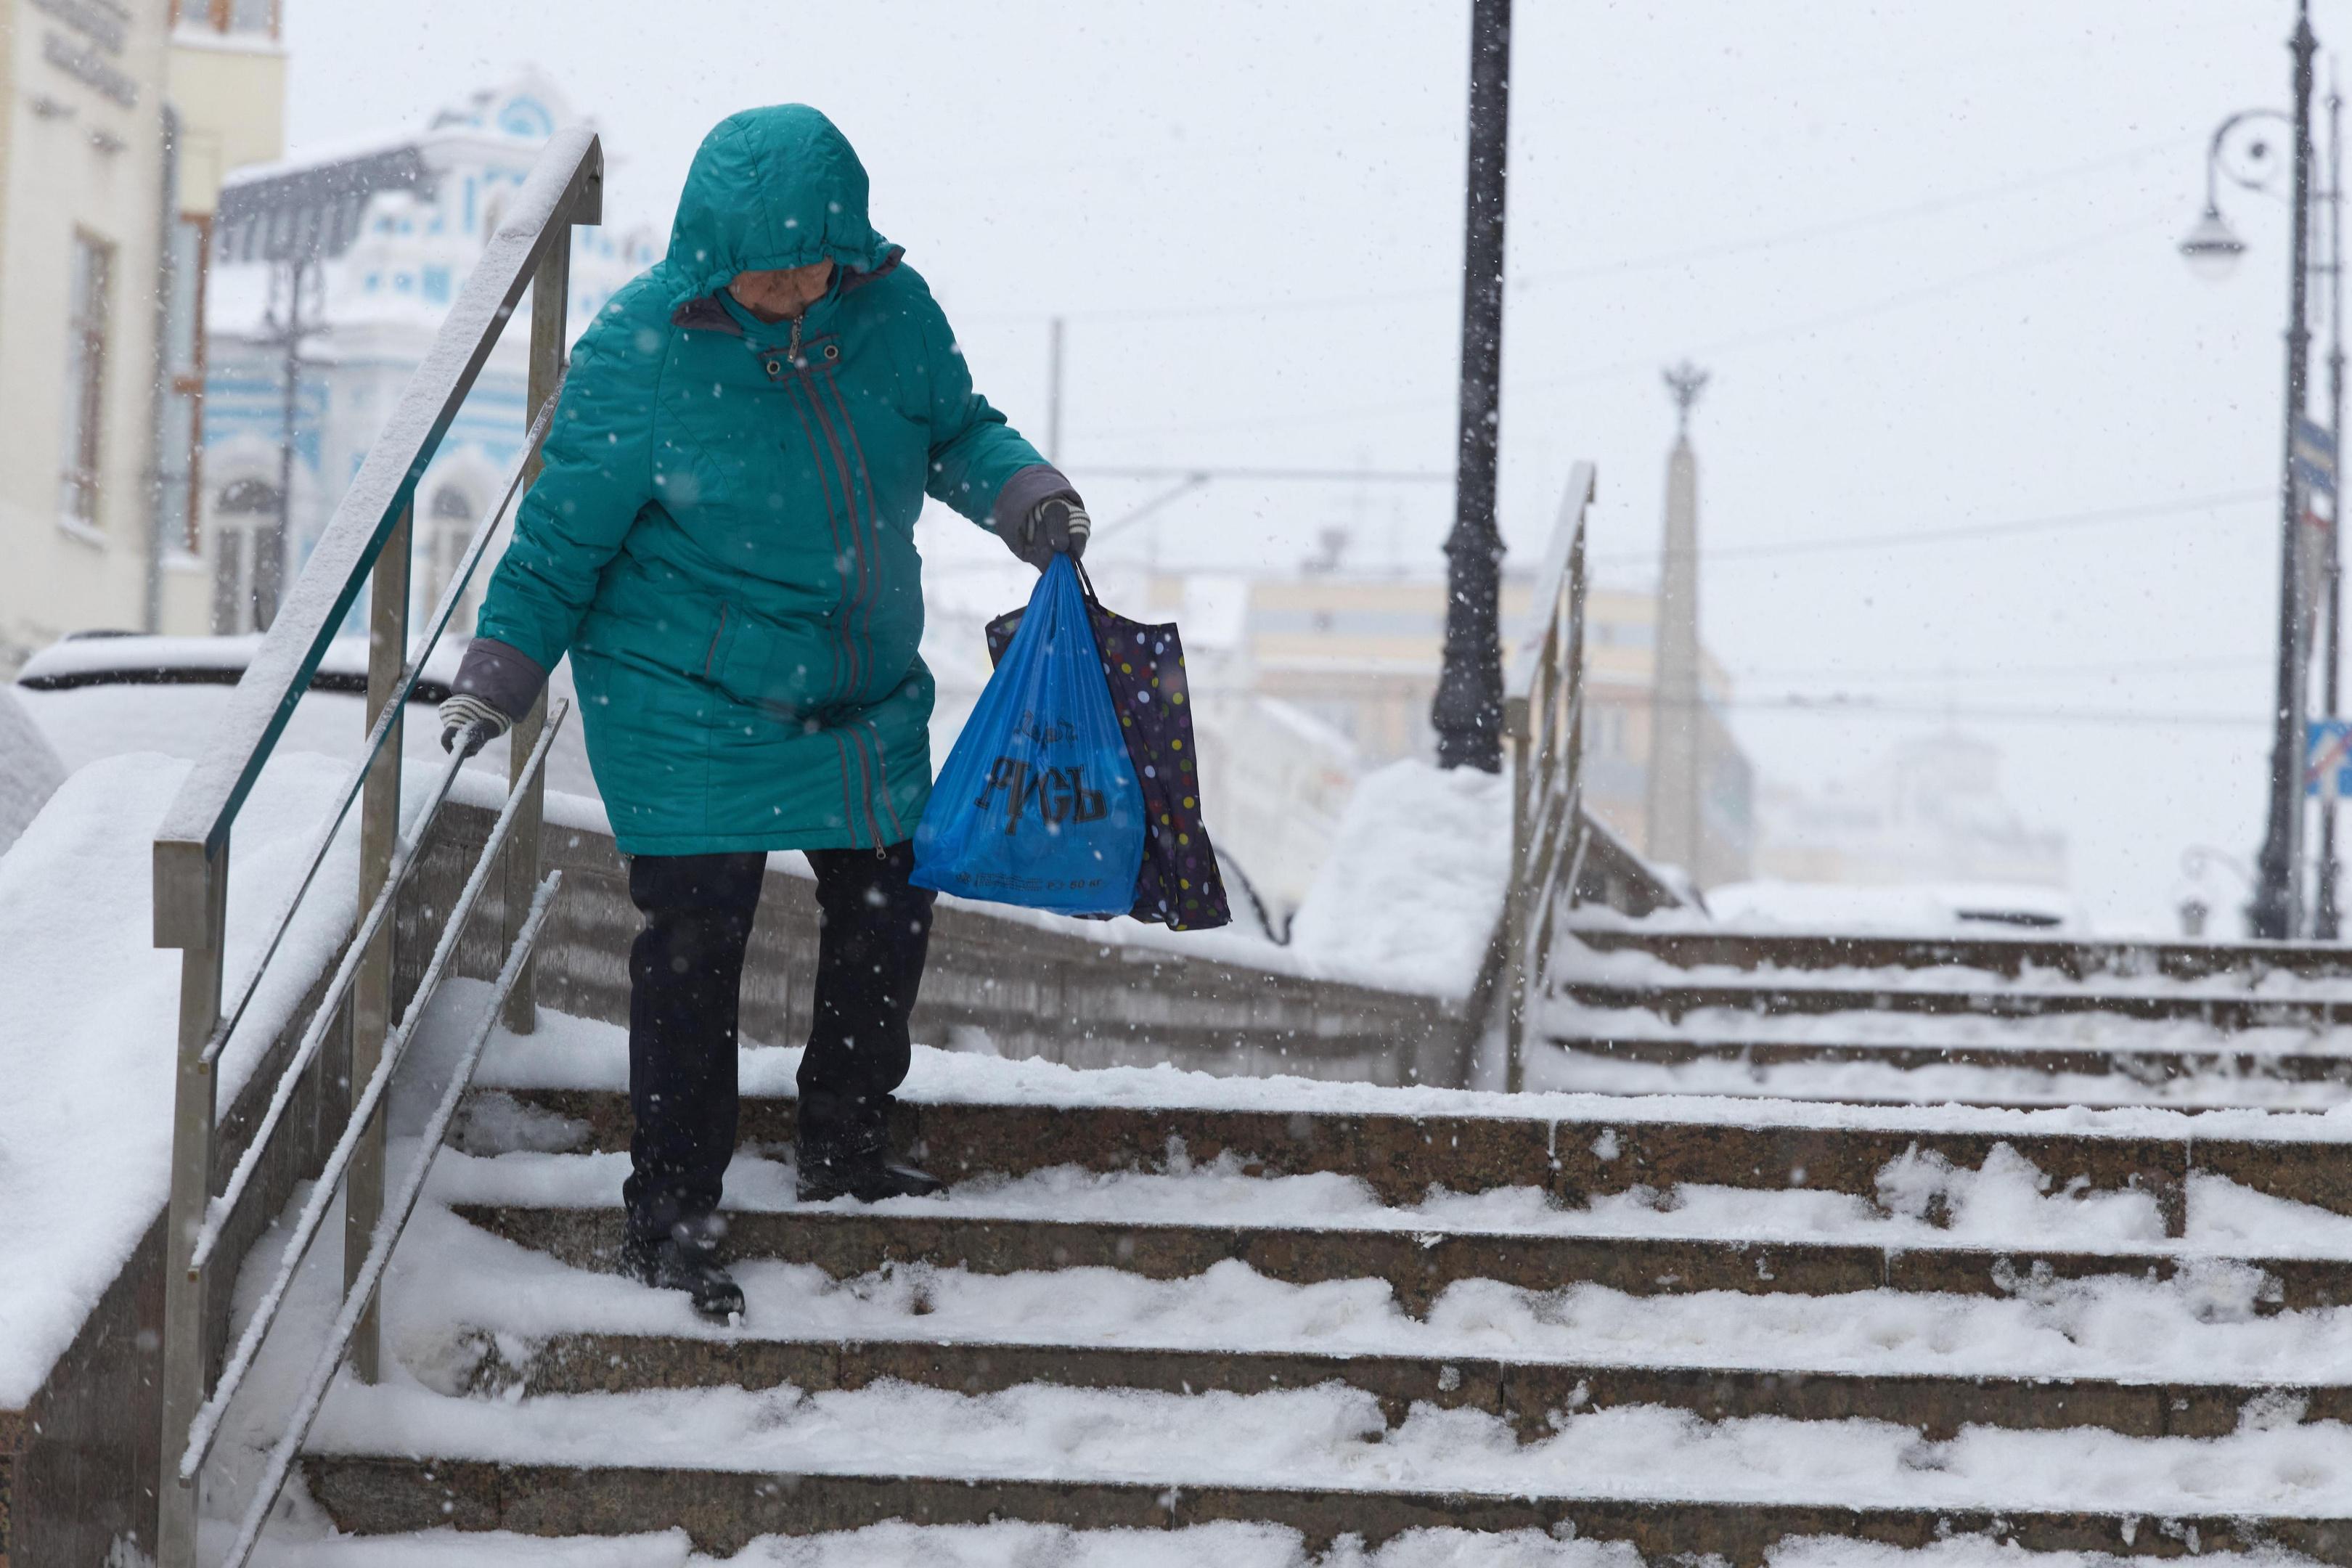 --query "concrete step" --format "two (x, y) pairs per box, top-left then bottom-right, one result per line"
(494, 1326), (2351, 1442)
(464, 1085), (2352, 1238)
(452, 1200), (2352, 1314)
(1569, 926), (2352, 985)
(1535, 1045), (2347, 1114)
(1556, 976), (2352, 1030)
(298, 1452), (2352, 1564)
(1548, 1029), (2352, 1084)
